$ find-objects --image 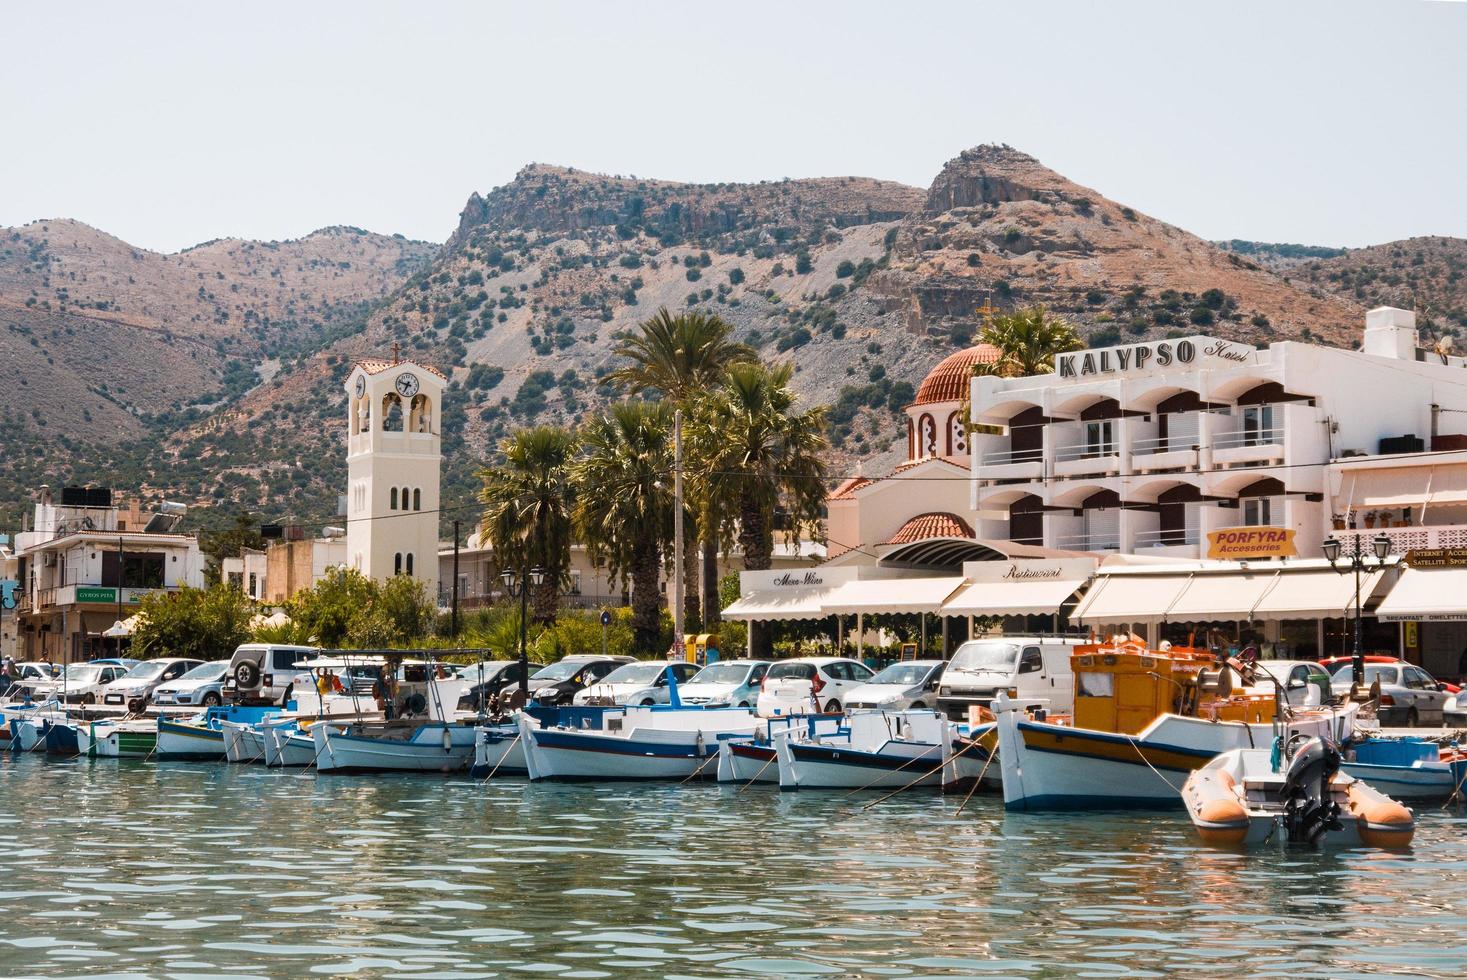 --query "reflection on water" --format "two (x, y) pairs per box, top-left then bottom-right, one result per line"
(0, 753), (1462, 977)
